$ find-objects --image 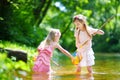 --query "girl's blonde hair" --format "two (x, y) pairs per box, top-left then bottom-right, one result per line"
(73, 14), (91, 37)
(45, 29), (61, 45)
